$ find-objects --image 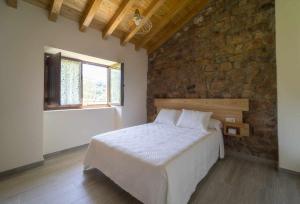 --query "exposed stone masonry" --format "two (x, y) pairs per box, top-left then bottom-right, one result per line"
(147, 0), (277, 160)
